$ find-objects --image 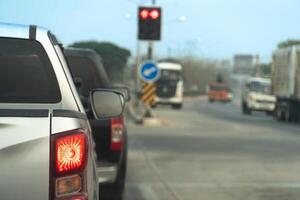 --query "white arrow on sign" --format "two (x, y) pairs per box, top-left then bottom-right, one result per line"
(144, 67), (156, 76)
